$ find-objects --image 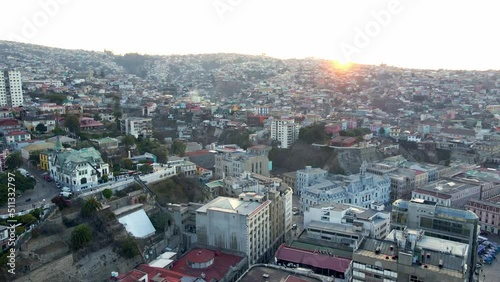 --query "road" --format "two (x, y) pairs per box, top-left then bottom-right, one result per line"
(0, 165), (59, 214)
(290, 194), (304, 241)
